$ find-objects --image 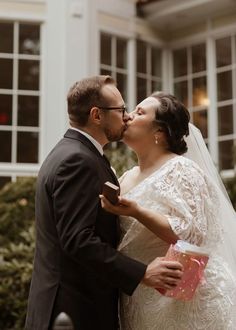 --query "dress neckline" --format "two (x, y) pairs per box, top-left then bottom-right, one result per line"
(121, 155), (181, 196)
